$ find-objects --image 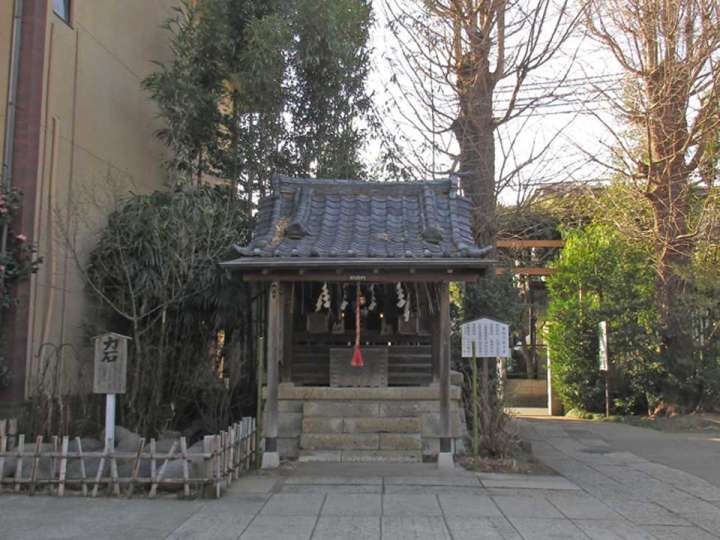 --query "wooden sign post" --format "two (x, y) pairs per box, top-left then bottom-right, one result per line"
(93, 333), (130, 450)
(461, 318), (510, 464)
